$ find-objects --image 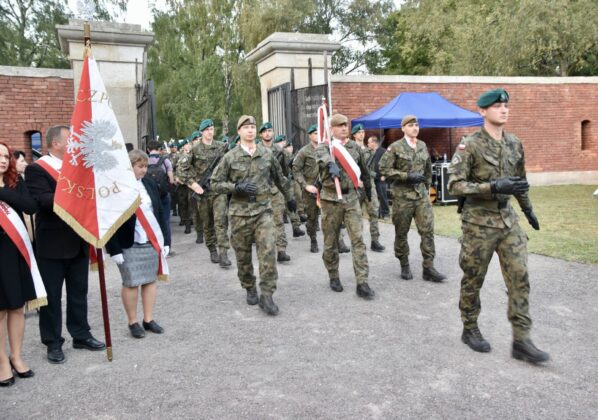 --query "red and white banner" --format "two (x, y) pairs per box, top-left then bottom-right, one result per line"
(53, 54), (140, 248)
(0, 200), (47, 310)
(331, 139), (361, 189)
(135, 208), (169, 281)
